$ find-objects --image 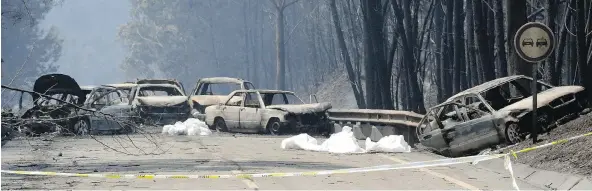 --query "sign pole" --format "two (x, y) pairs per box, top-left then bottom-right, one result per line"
(531, 63), (538, 143)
